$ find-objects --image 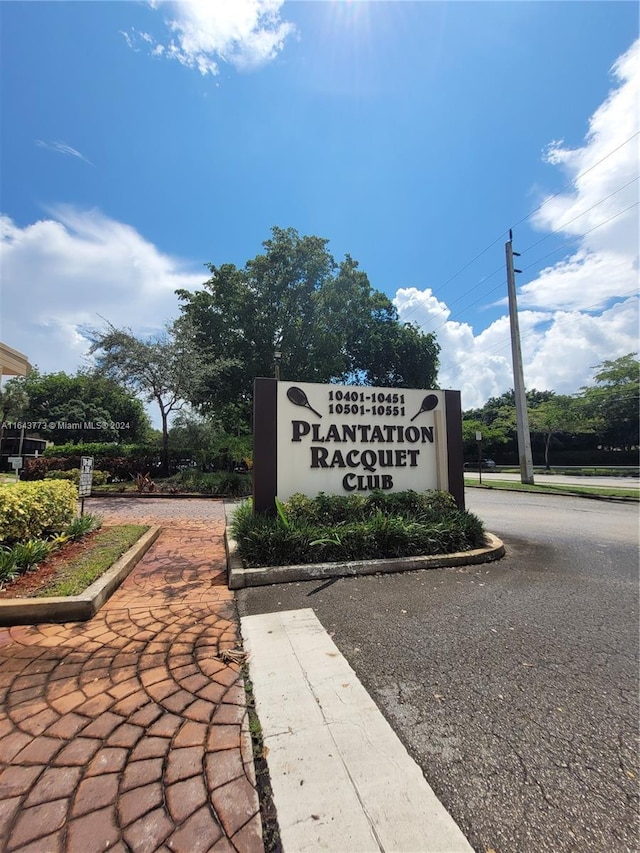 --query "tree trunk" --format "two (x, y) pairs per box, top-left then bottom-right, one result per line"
(161, 409), (170, 478)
